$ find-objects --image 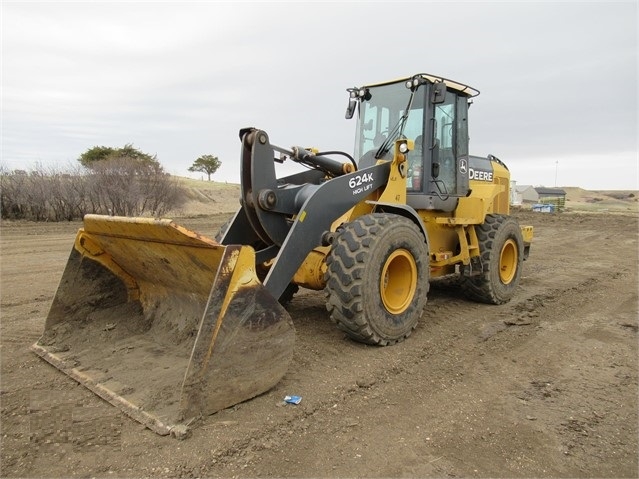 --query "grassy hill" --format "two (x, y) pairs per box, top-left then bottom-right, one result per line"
(562, 187), (638, 213)
(172, 177), (638, 217)
(172, 177), (241, 217)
